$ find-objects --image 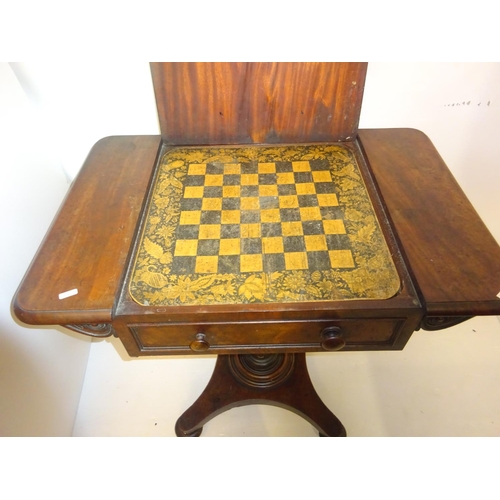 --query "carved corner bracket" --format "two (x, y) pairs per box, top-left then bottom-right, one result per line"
(64, 323), (115, 337)
(420, 316), (473, 331)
